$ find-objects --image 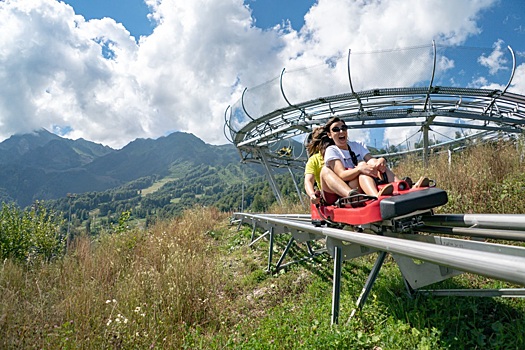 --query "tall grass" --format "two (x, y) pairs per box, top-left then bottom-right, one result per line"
(395, 140), (525, 214)
(1, 141), (525, 349)
(1, 206), (229, 349)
